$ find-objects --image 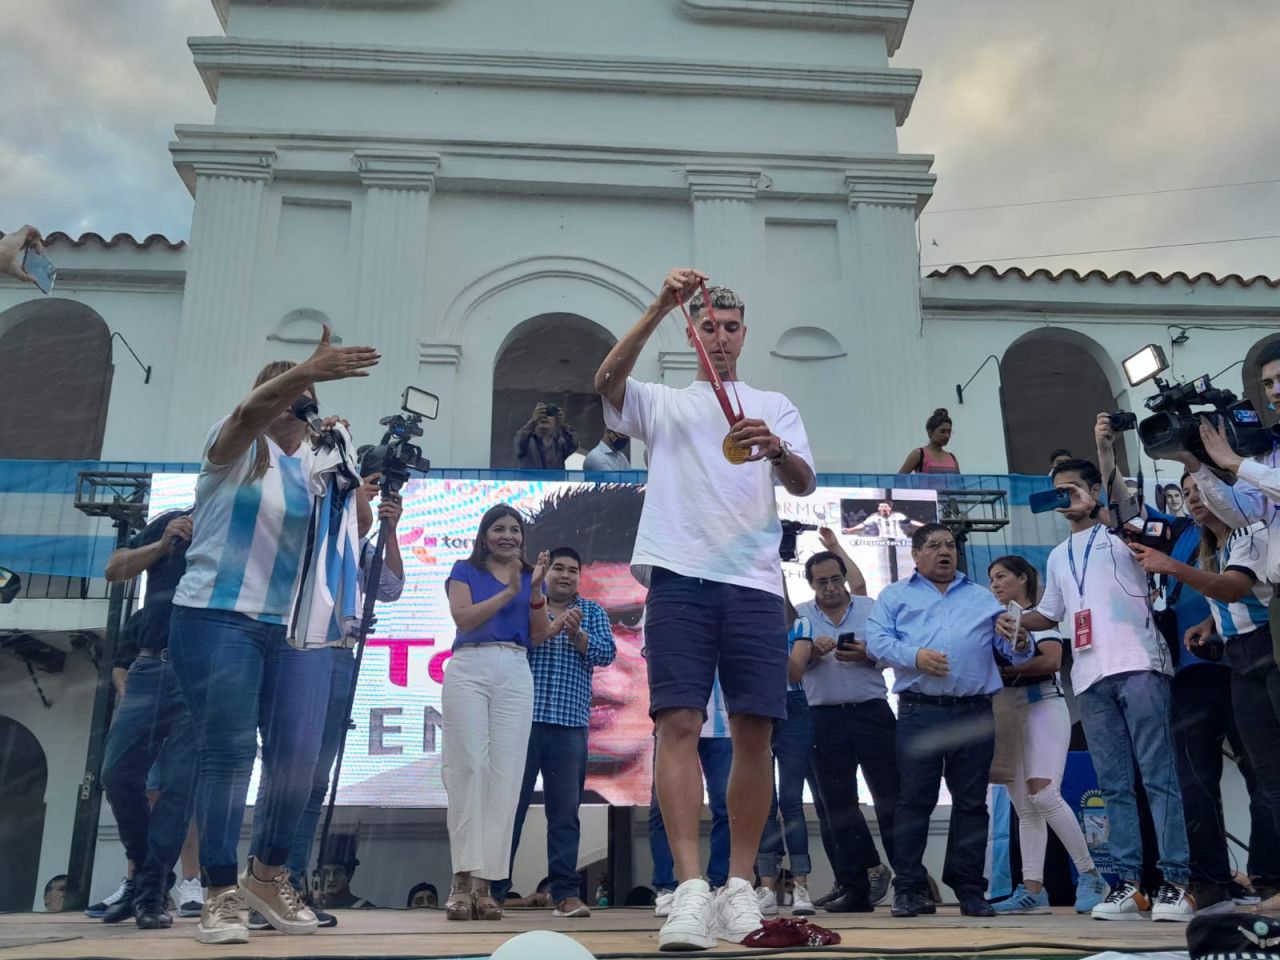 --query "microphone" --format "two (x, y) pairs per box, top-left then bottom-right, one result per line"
(291, 395), (335, 449)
